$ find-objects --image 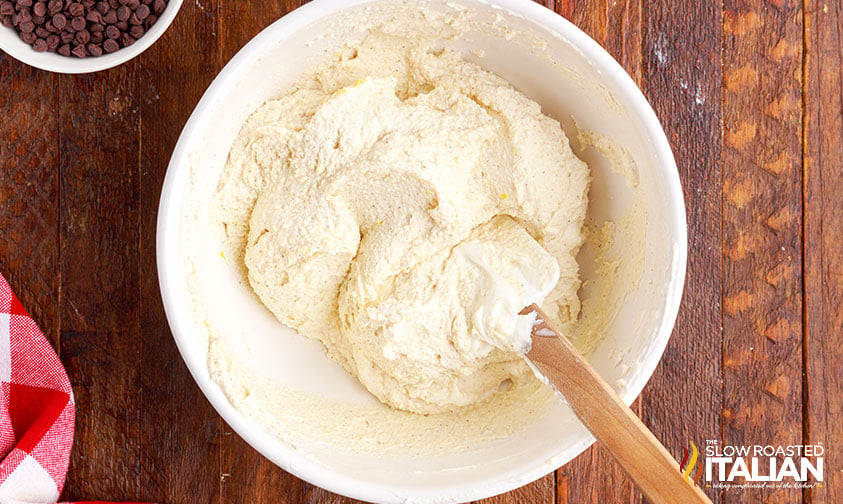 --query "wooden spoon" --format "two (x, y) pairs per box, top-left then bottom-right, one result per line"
(521, 303), (712, 504)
